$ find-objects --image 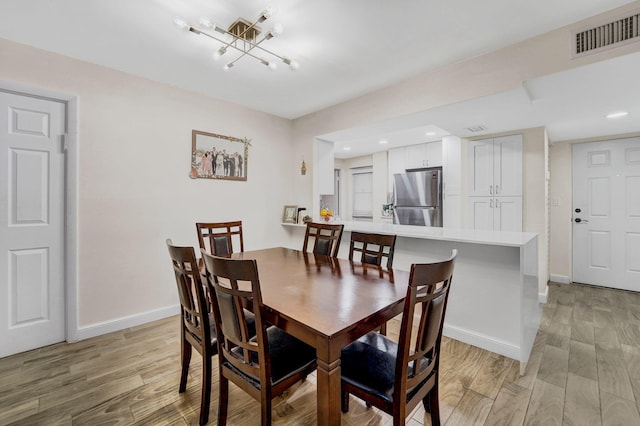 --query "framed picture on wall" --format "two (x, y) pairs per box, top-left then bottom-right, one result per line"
(190, 130), (250, 181)
(282, 205), (298, 223)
